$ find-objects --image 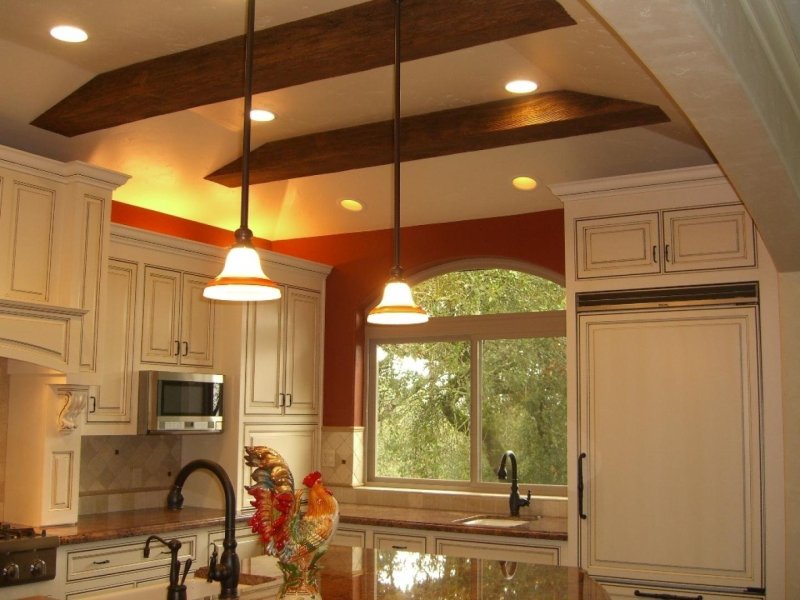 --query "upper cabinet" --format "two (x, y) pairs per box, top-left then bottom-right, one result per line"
(575, 204), (755, 279)
(140, 266), (215, 367)
(243, 285), (322, 418)
(556, 165), (760, 290)
(0, 144), (129, 374)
